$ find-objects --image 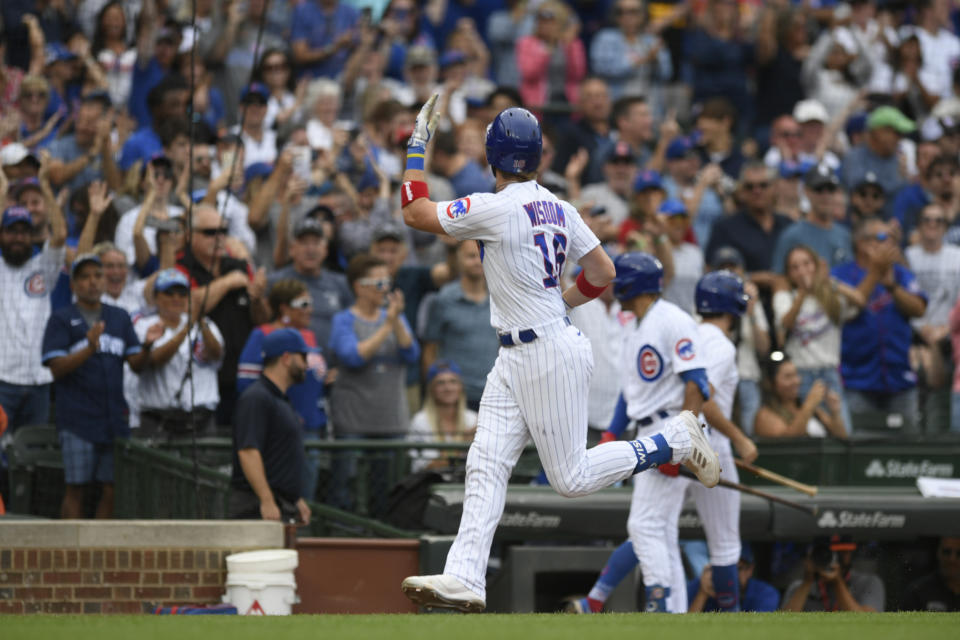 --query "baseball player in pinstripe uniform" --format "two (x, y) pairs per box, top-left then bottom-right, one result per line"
(397, 96), (720, 612)
(570, 269), (757, 613)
